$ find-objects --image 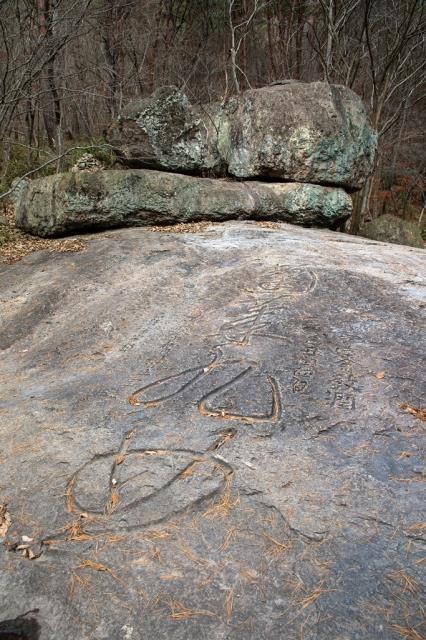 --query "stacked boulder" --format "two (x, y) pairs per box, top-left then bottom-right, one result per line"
(14, 82), (377, 237)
